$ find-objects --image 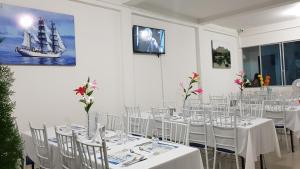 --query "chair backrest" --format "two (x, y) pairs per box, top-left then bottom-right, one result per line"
(29, 123), (51, 169)
(185, 99), (202, 108)
(151, 107), (170, 119)
(263, 100), (287, 126)
(210, 104), (234, 127)
(240, 99), (264, 118)
(125, 106), (141, 117)
(211, 108), (238, 152)
(188, 108), (208, 146)
(127, 115), (149, 138)
(209, 95), (228, 106)
(75, 134), (109, 169)
(104, 114), (124, 131)
(162, 119), (190, 146)
(55, 127), (76, 169)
